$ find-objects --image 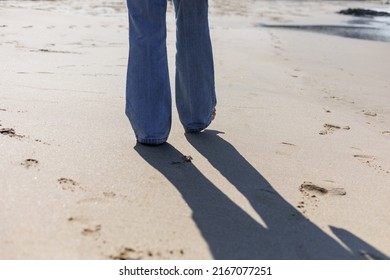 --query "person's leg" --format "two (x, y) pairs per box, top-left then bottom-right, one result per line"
(173, 0), (217, 133)
(126, 0), (171, 145)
